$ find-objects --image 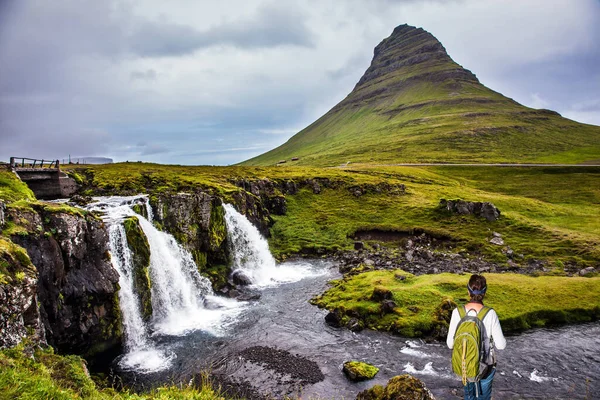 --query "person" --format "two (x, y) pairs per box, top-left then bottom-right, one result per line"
(446, 274), (506, 400)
